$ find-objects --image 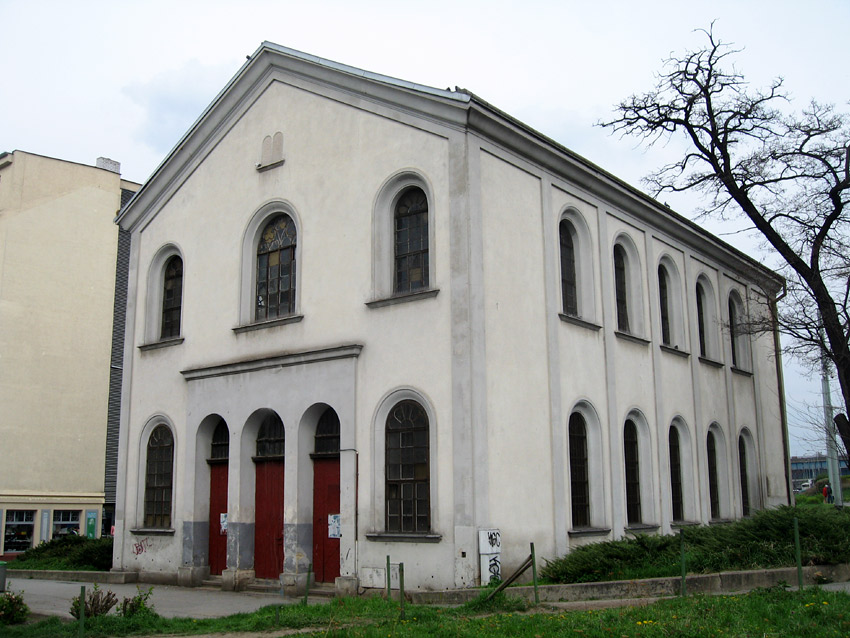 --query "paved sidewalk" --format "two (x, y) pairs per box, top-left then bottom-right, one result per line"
(5, 576), (310, 620)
